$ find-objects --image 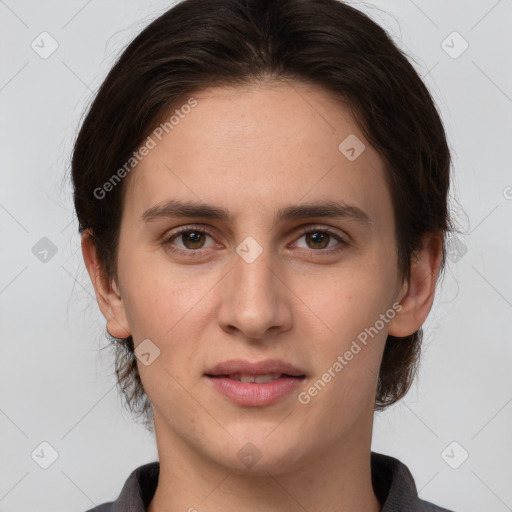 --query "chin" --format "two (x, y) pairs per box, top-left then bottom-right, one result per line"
(207, 428), (309, 476)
